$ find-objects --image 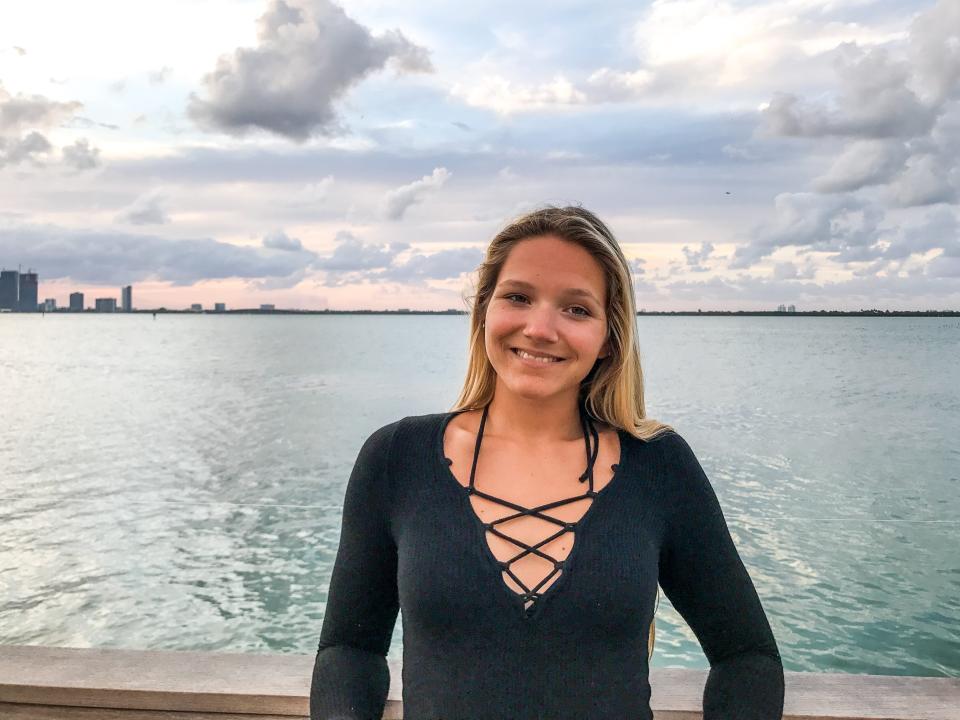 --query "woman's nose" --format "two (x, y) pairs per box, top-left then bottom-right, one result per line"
(522, 305), (559, 341)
